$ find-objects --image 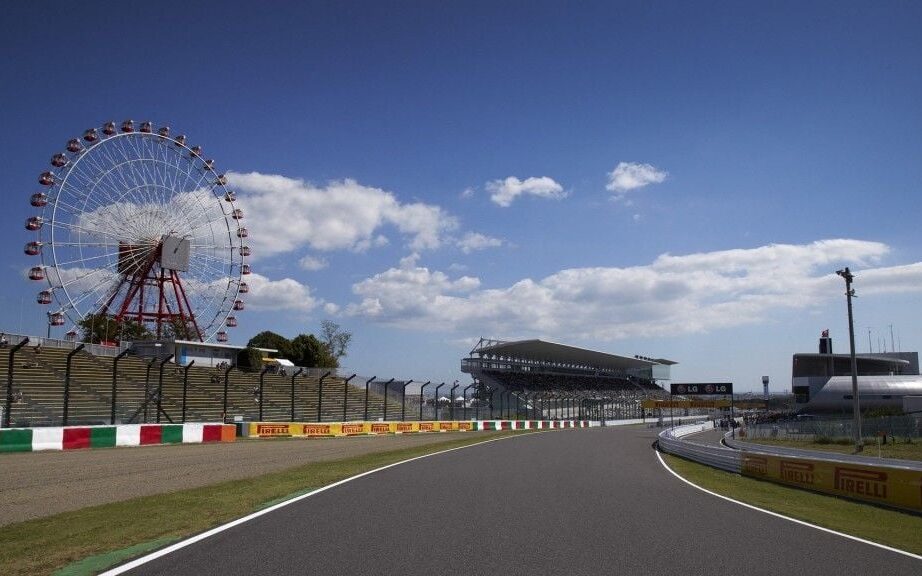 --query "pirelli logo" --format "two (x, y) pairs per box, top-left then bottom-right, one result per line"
(780, 461), (815, 485)
(370, 423), (390, 433)
(302, 424), (331, 435)
(341, 424), (364, 435)
(256, 424), (290, 436)
(419, 422), (435, 431)
(743, 455), (769, 476)
(396, 423), (414, 432)
(439, 422), (454, 430)
(835, 468), (888, 499)
(458, 422), (473, 431)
